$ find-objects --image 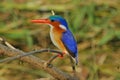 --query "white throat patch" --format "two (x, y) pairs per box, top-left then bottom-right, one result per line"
(48, 24), (54, 28)
(59, 24), (67, 30)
